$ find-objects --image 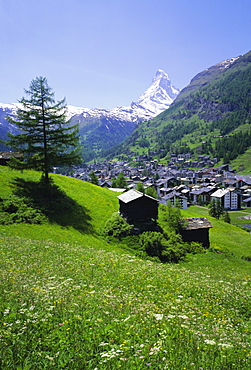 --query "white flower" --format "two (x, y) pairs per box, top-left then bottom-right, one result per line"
(153, 313), (164, 320)
(218, 343), (232, 348)
(205, 339), (216, 345)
